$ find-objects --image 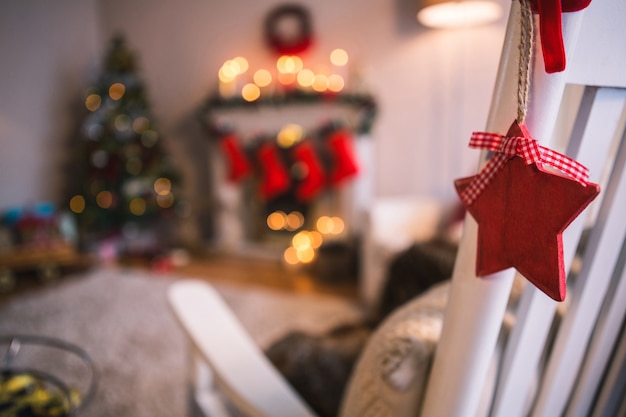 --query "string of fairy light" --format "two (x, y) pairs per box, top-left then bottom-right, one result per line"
(267, 210), (345, 265)
(218, 48), (350, 101)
